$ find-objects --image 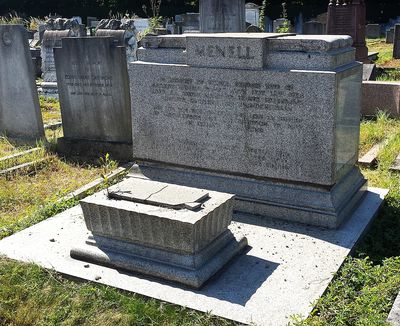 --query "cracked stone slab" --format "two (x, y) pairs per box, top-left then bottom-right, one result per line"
(0, 187), (387, 326)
